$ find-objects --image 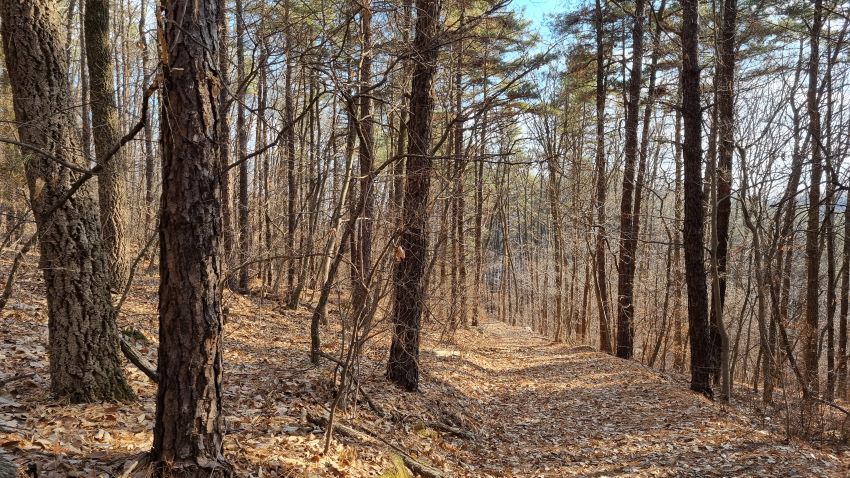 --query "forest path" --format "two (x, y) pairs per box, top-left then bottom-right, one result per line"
(423, 320), (847, 477)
